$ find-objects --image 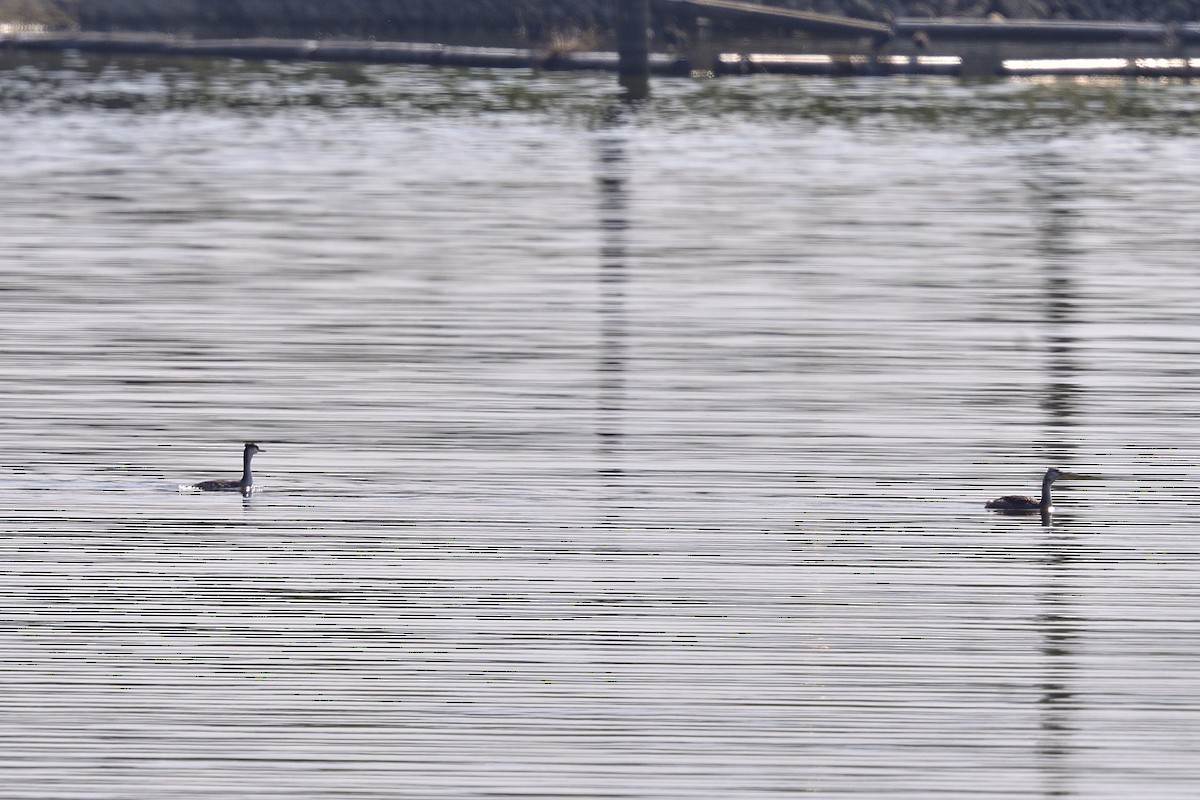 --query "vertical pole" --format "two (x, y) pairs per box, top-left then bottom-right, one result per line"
(615, 0), (650, 99)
